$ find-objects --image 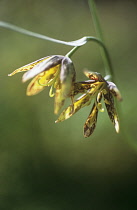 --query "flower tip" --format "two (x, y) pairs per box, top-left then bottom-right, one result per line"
(115, 91), (123, 102)
(54, 109), (59, 115)
(98, 103), (104, 112)
(26, 92), (31, 96)
(84, 125), (92, 138)
(84, 133), (89, 138)
(22, 75), (27, 83)
(115, 120), (120, 133)
(83, 69), (98, 81)
(8, 73), (12, 76)
(83, 69), (88, 73)
(83, 69), (90, 76)
(118, 96), (123, 102)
